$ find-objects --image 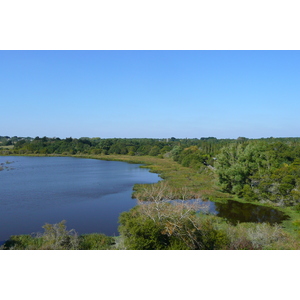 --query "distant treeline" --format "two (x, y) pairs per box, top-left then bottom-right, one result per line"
(2, 135), (300, 206)
(0, 135), (33, 146)
(1, 135), (238, 158)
